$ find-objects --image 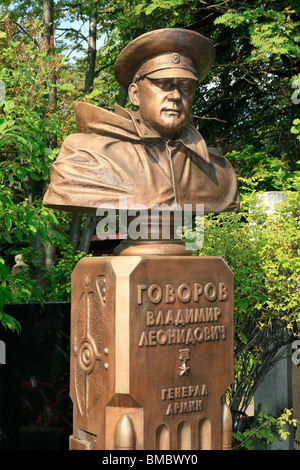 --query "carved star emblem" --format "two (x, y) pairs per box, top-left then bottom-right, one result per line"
(179, 362), (190, 376)
(178, 348), (191, 376)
